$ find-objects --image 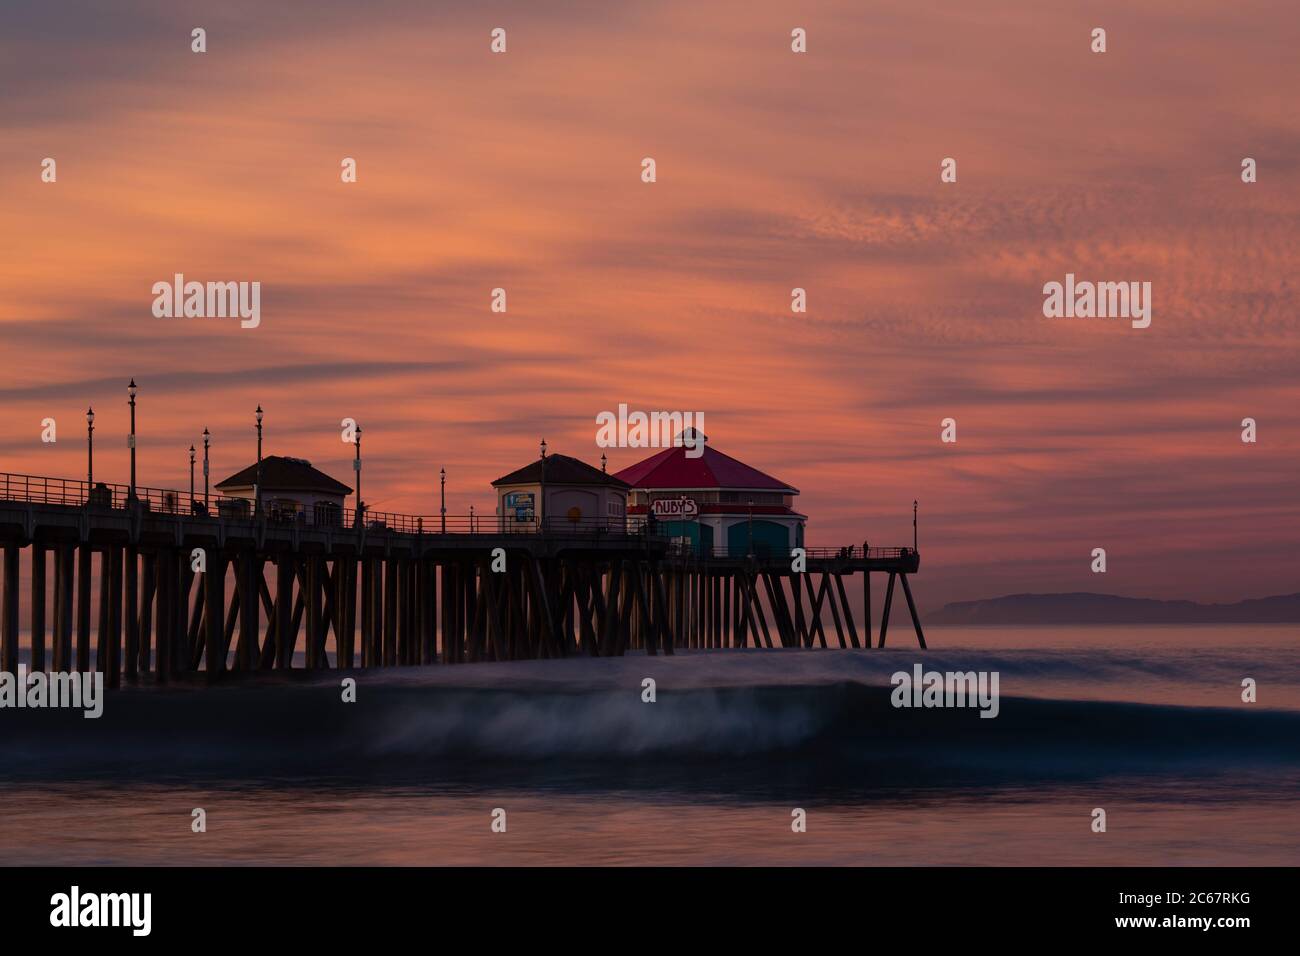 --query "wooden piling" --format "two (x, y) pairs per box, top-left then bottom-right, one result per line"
(204, 552), (225, 679)
(124, 546), (138, 680)
(440, 562), (453, 663)
(724, 572), (733, 647)
(30, 544), (47, 671)
(421, 558), (435, 664)
(1, 545), (18, 674)
(879, 571), (897, 648)
(156, 549), (172, 680)
(108, 546), (123, 688)
(899, 573), (927, 649)
(139, 552), (156, 675)
(54, 545), (73, 671)
(340, 557), (356, 668)
(96, 550), (110, 674)
(242, 555), (261, 670)
(76, 544), (92, 671)
(382, 557), (396, 666)
(276, 558), (294, 669)
(790, 572), (809, 647)
(177, 550), (193, 676)
(307, 556), (324, 669)
(863, 568), (872, 648)
(835, 574), (860, 649)
(763, 572), (795, 648)
(359, 558), (373, 667)
(803, 573), (828, 648)
(820, 574), (846, 648)
(176, 554), (194, 675)
(735, 572), (753, 648)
